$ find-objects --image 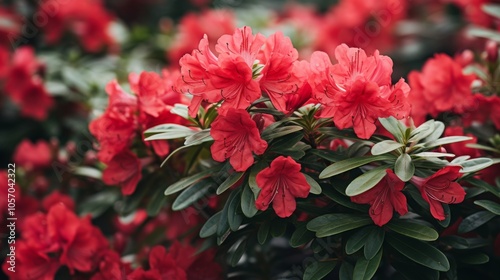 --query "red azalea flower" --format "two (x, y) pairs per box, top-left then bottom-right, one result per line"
(89, 80), (137, 163)
(0, 46), (9, 78)
(411, 166), (466, 220)
(42, 191), (75, 212)
(208, 54), (262, 115)
(38, 0), (116, 52)
(177, 35), (220, 117)
(168, 10), (235, 64)
(462, 94), (500, 130)
(102, 151), (142, 195)
(148, 246), (188, 280)
(2, 242), (60, 280)
(4, 47), (53, 120)
(210, 109), (268, 172)
(255, 156), (310, 218)
(310, 44), (410, 139)
(408, 54), (475, 122)
(135, 72), (167, 118)
(351, 169), (408, 226)
(13, 139), (52, 170)
(257, 31), (302, 112)
(91, 250), (132, 280)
